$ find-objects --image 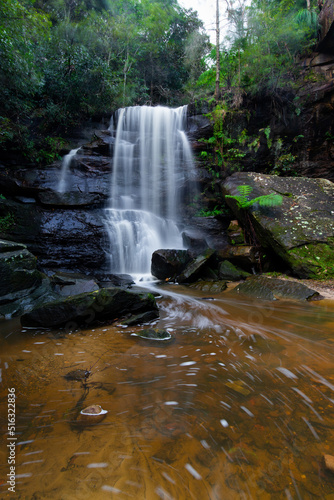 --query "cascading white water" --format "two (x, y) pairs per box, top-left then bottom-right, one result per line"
(57, 148), (80, 193)
(105, 105), (195, 275)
